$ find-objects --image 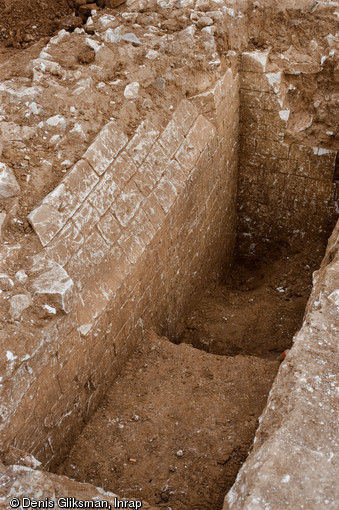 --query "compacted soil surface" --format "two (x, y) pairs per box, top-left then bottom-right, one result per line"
(57, 241), (326, 510)
(58, 333), (277, 510)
